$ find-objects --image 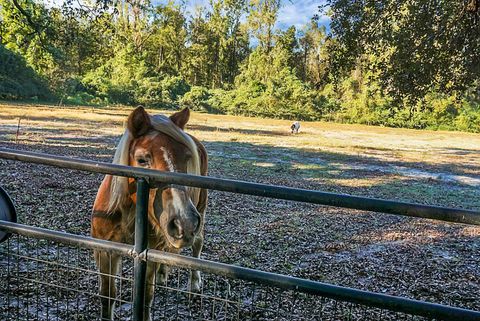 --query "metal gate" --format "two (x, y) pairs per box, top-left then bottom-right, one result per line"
(0, 148), (479, 321)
